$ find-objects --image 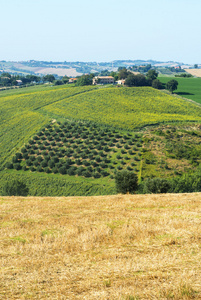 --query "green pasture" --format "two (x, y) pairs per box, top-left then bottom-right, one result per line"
(159, 77), (201, 105)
